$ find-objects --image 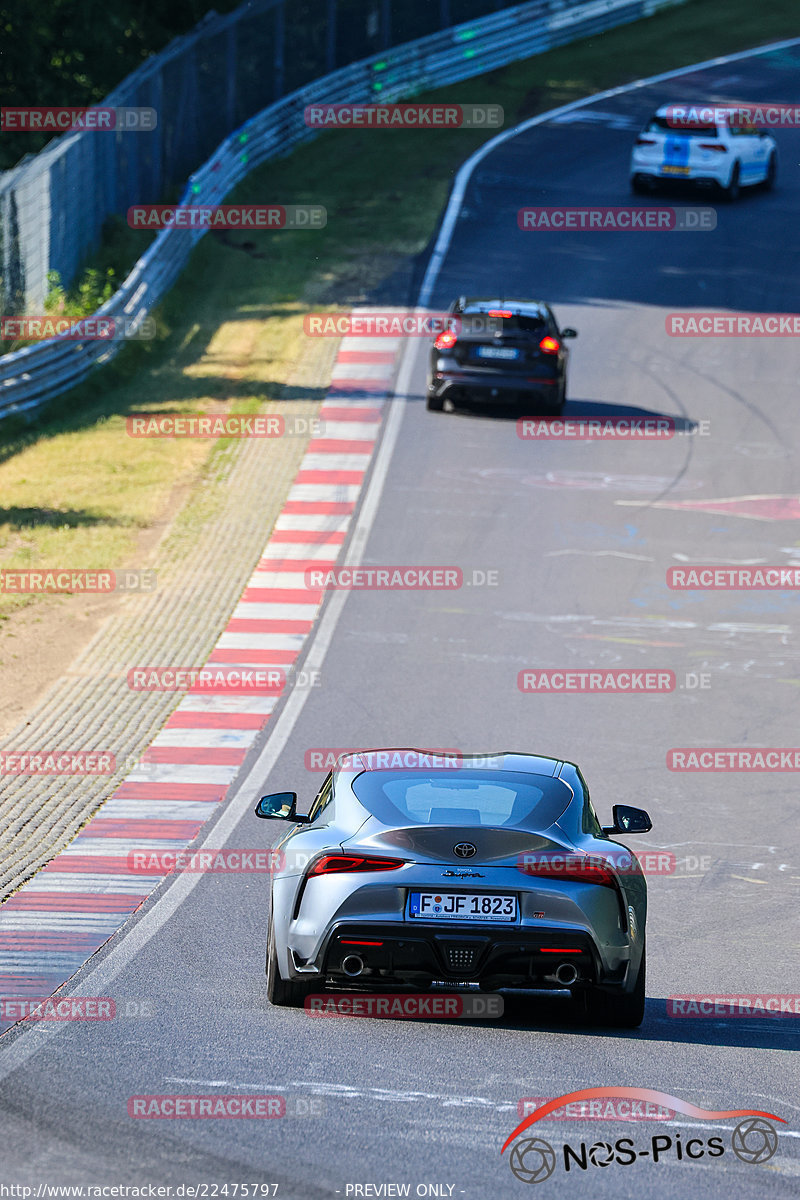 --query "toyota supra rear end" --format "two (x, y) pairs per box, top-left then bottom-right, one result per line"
(255, 750), (651, 1027)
